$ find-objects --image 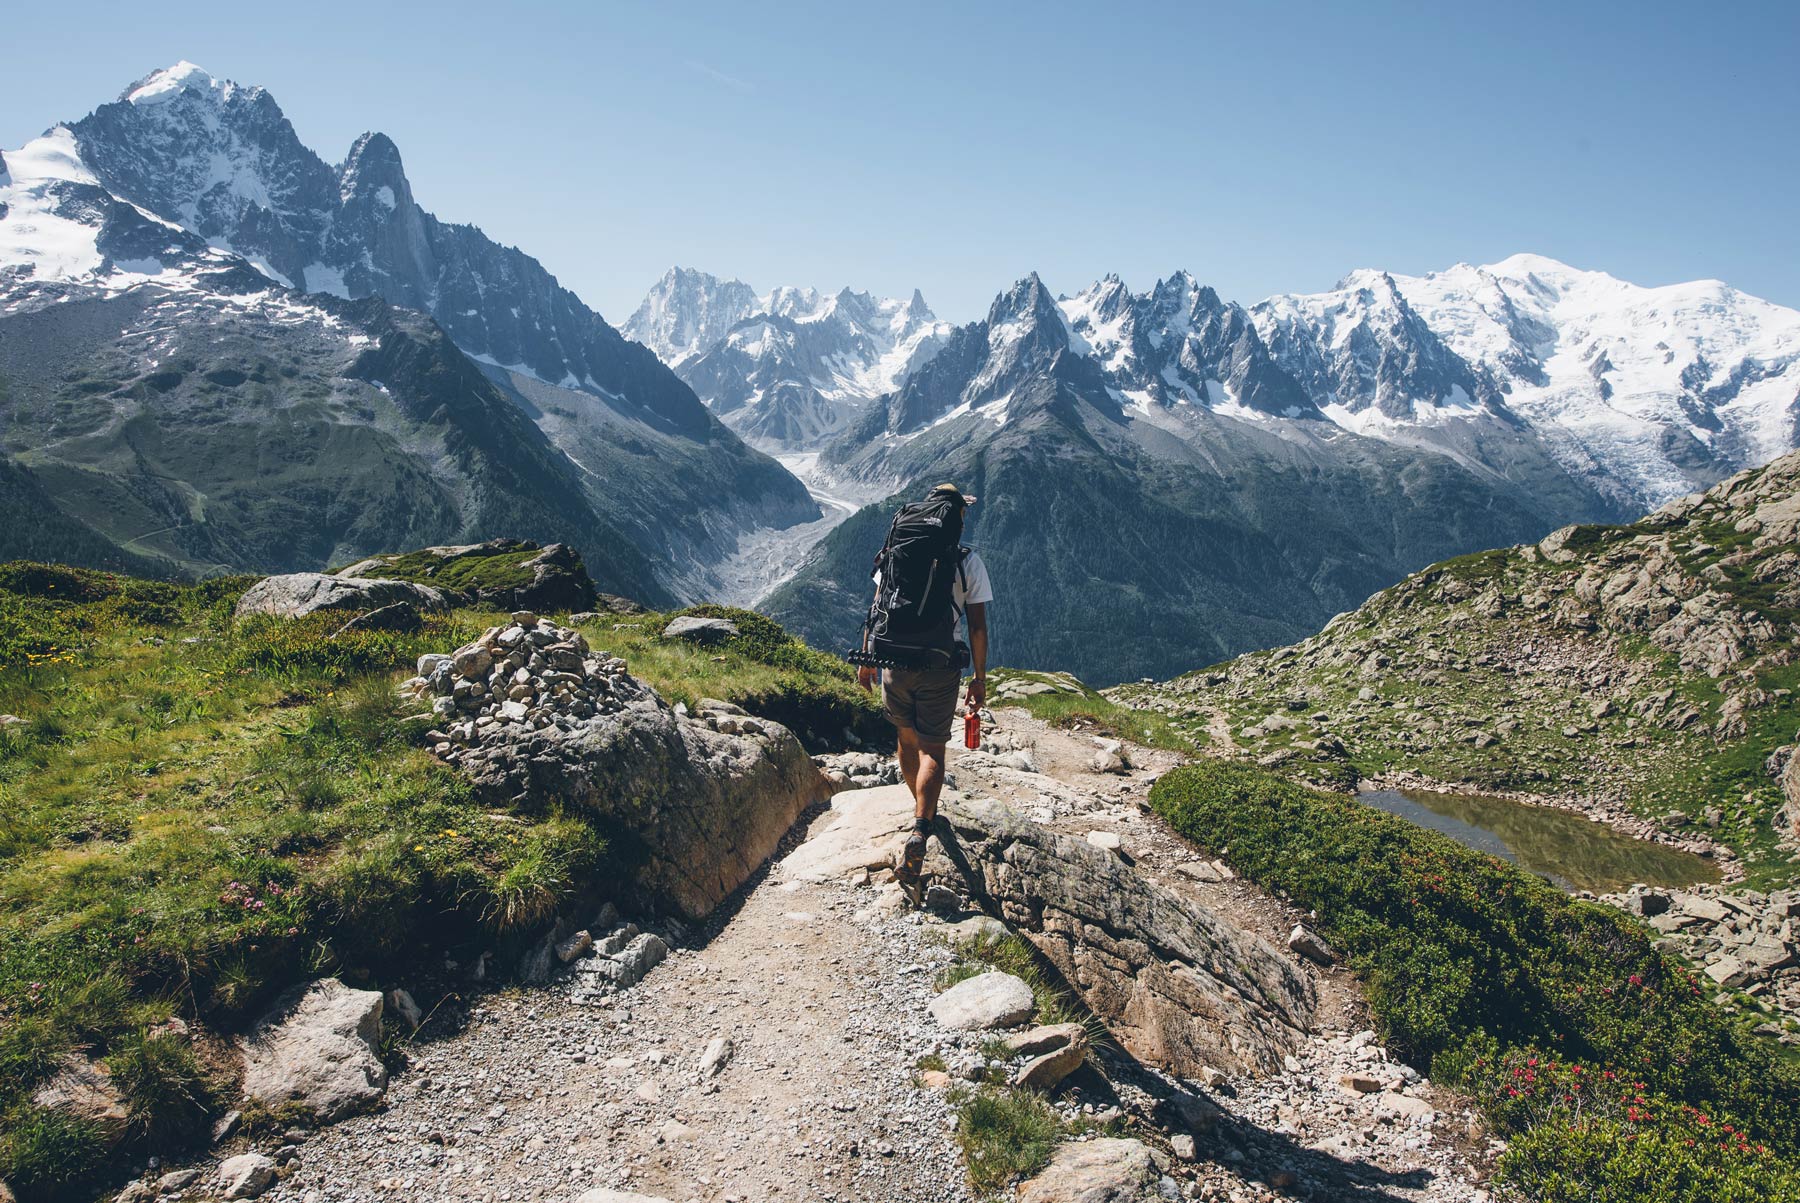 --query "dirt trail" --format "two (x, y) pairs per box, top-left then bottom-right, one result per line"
(234, 709), (1491, 1203)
